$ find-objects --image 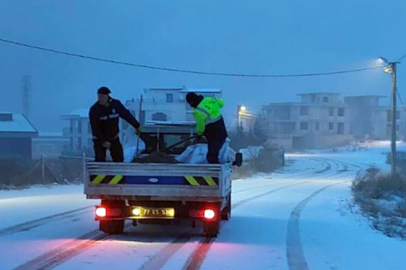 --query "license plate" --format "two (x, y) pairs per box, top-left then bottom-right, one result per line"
(133, 207), (175, 219)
